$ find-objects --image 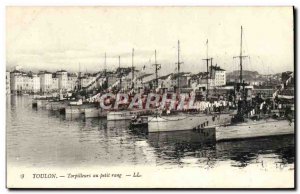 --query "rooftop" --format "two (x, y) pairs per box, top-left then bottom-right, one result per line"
(11, 70), (25, 74)
(211, 65), (225, 71)
(38, 70), (52, 75)
(57, 70), (67, 73)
